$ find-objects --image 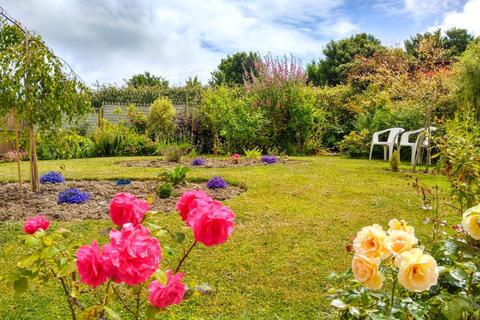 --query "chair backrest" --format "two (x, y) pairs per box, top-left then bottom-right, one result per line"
(387, 128), (405, 143)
